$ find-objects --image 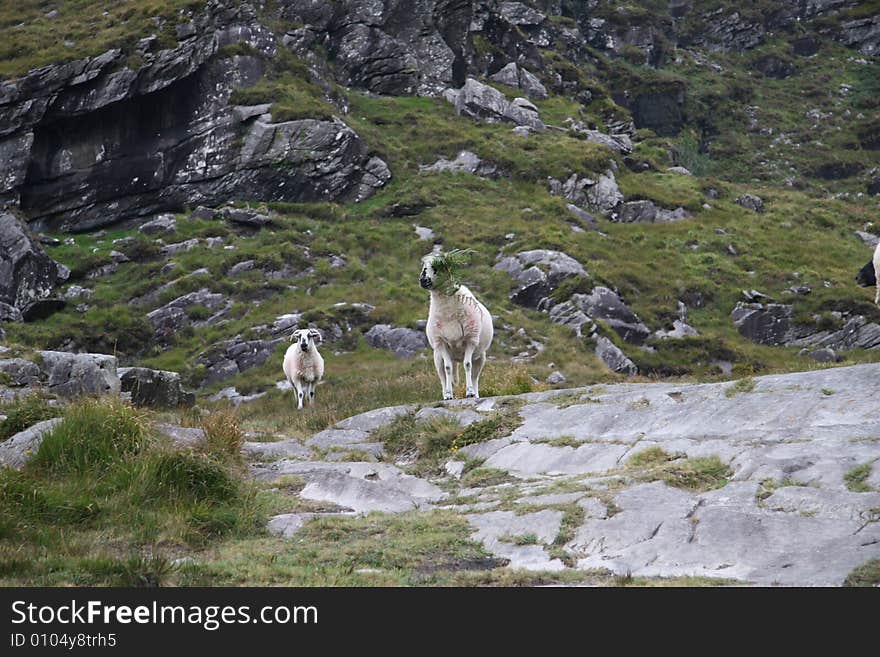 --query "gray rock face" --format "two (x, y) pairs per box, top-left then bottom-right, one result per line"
(118, 367), (194, 408)
(0, 417), (62, 470)
(364, 324), (428, 358)
(595, 335), (638, 375)
(451, 77), (546, 130)
(488, 62), (548, 99)
(840, 15), (880, 55)
(36, 351), (120, 398)
(617, 200), (689, 224)
(494, 249), (587, 308)
(138, 214), (177, 235)
(569, 287), (651, 345)
(196, 335), (284, 386)
(548, 169), (623, 217)
(735, 194), (765, 212)
(731, 302), (793, 345)
(147, 288), (230, 346)
(0, 212), (65, 316)
(2, 2), (389, 232)
(282, 0), (473, 96)
(0, 358), (42, 387)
